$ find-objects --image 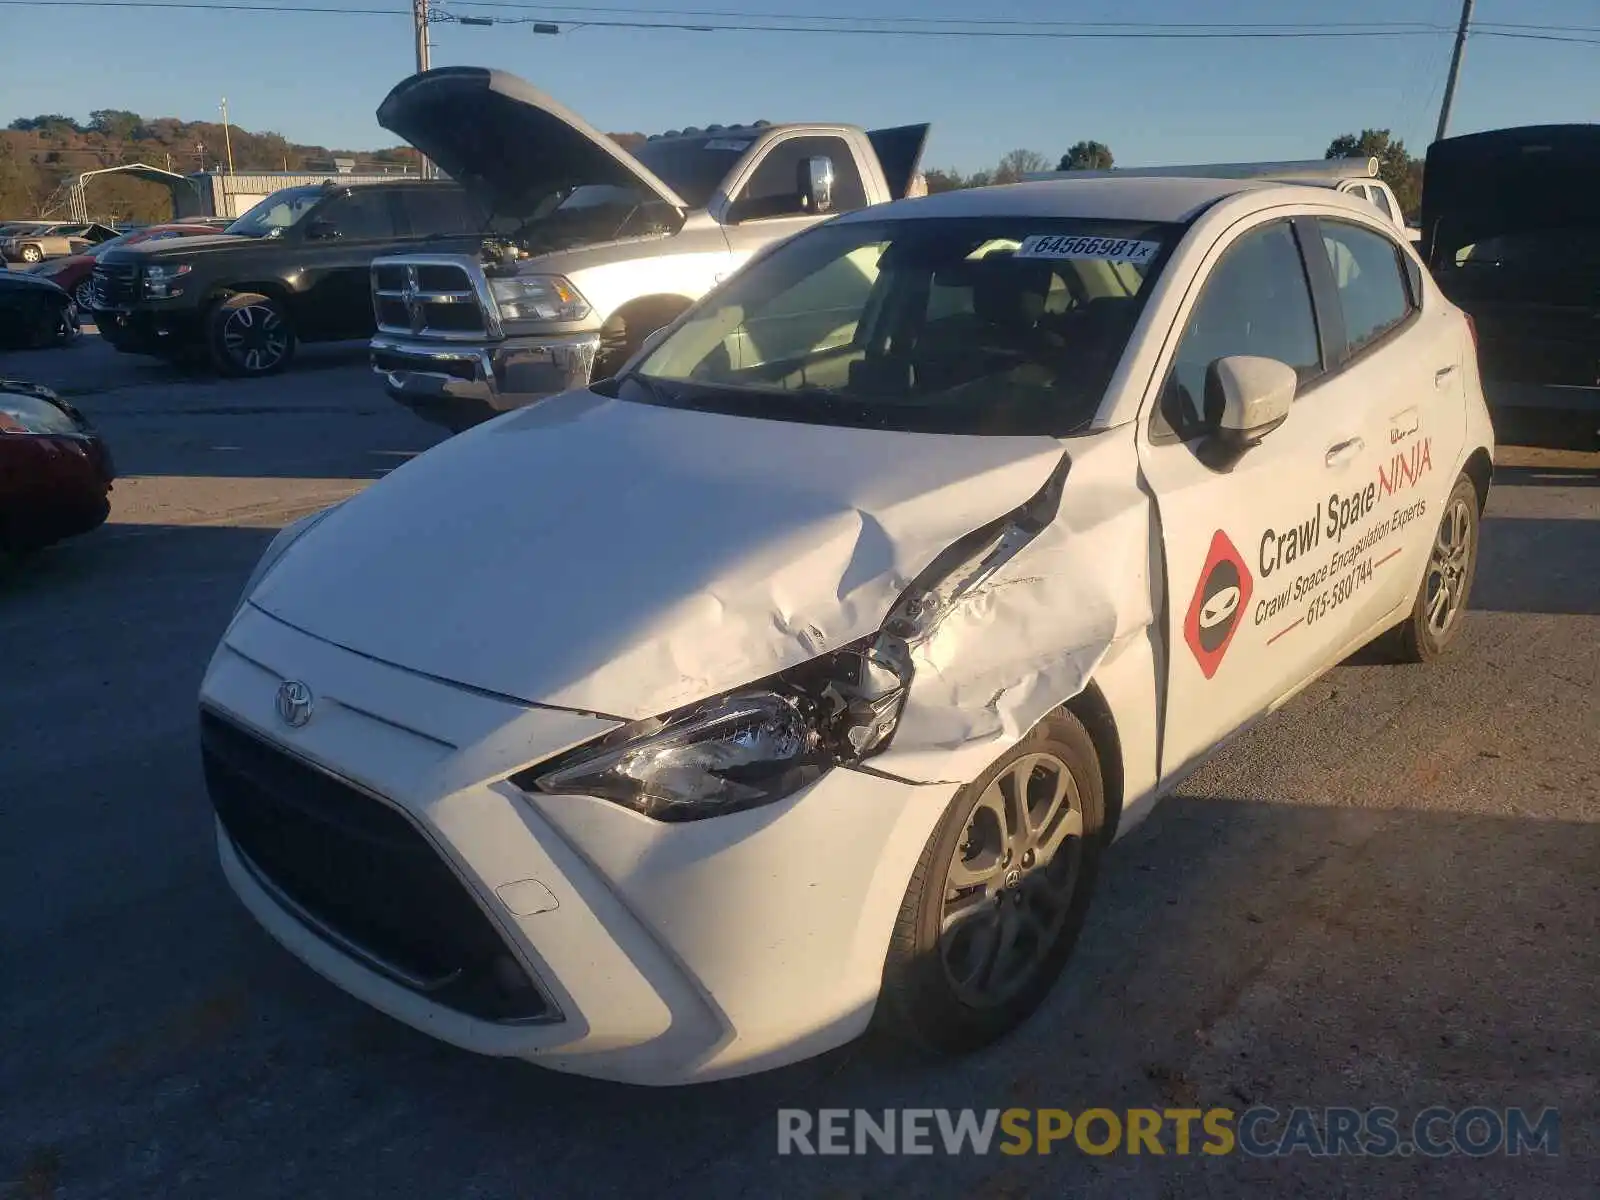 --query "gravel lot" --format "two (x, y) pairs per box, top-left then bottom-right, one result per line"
(2, 332), (1596, 1199)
